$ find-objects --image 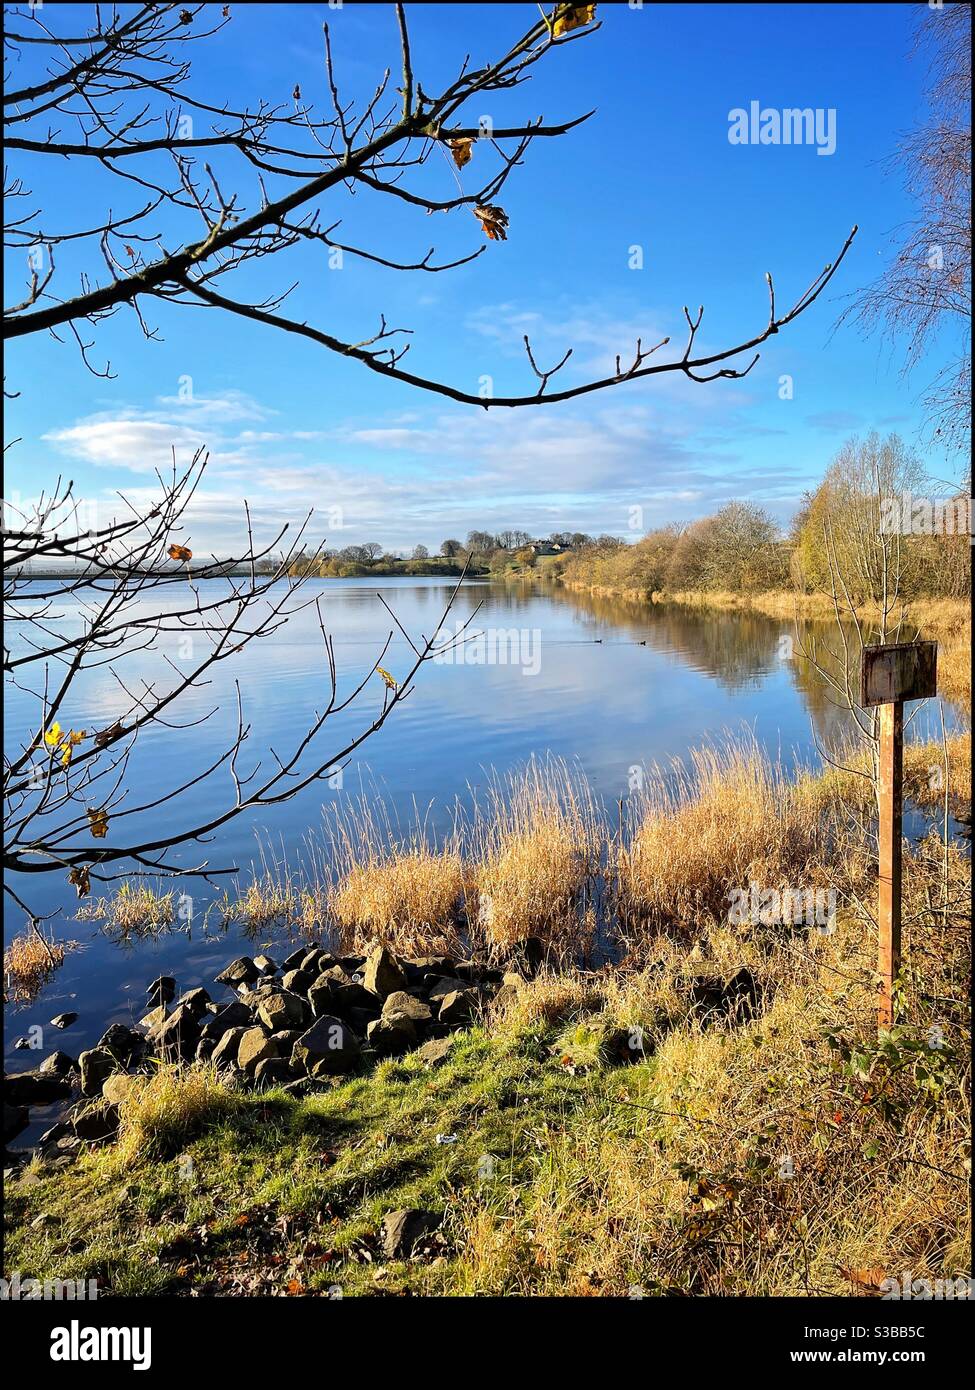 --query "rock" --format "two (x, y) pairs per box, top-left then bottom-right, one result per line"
(215, 956), (259, 987)
(211, 1026), (249, 1071)
(14, 1037), (32, 1050)
(37, 1121), (72, 1146)
(140, 1005), (168, 1035)
(98, 1022), (144, 1062)
(254, 1057), (295, 1088)
(404, 956), (453, 982)
(155, 1004), (201, 1061)
(256, 990), (308, 1033)
(381, 991), (433, 1026)
(237, 1027), (279, 1075)
(270, 1029), (302, 1053)
(38, 1051), (79, 1076)
(426, 976), (467, 1002)
(102, 1073), (140, 1105)
(175, 987), (211, 1018)
(72, 1101), (119, 1143)
(361, 945), (407, 1001)
(381, 1208), (437, 1259)
(199, 1001), (252, 1042)
(50, 1012), (78, 1030)
(4, 1070), (73, 1105)
(438, 989), (476, 1026)
(79, 1047), (119, 1097)
(146, 975), (176, 1006)
(303, 948), (335, 975)
(196, 1037), (216, 1063)
(415, 1036), (454, 1068)
(367, 1015), (416, 1056)
(491, 971), (525, 1013)
(291, 1016), (360, 1075)
(347, 1005), (382, 1035)
(281, 968), (315, 996)
(282, 946), (312, 971)
(4, 1103), (29, 1143)
(253, 954), (278, 975)
(311, 968), (371, 1014)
